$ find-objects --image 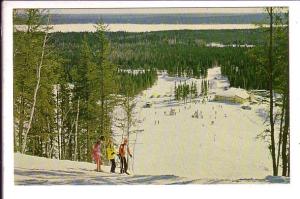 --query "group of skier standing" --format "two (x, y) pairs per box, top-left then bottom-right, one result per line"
(92, 136), (132, 175)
